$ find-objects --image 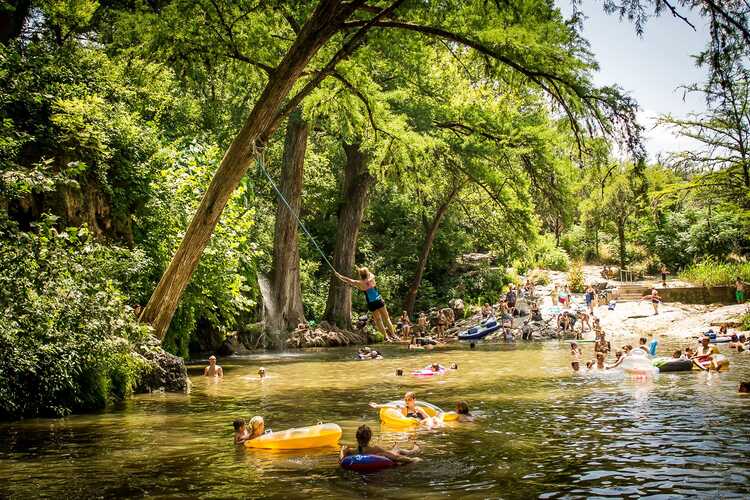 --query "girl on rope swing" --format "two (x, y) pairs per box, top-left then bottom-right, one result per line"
(335, 267), (399, 342)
